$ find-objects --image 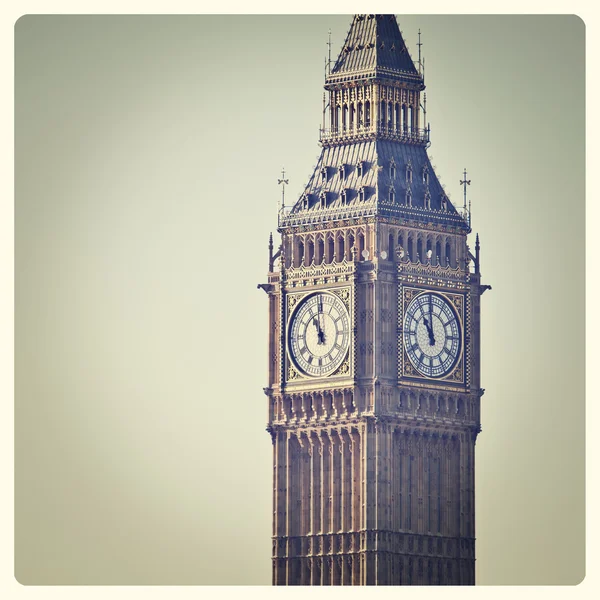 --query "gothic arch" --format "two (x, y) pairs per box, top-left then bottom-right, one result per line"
(336, 232), (345, 263)
(346, 231), (355, 261)
(357, 229), (365, 259)
(296, 238), (305, 268)
(306, 236), (315, 266)
(315, 234), (325, 264)
(326, 233), (335, 264)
